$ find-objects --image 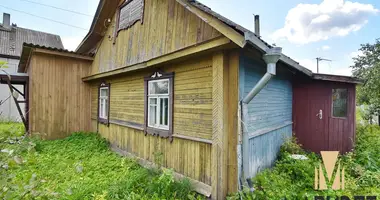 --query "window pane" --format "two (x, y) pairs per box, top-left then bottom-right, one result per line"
(100, 100), (104, 118)
(163, 98), (168, 126)
(149, 105), (157, 126)
(332, 89), (348, 117)
(149, 80), (169, 94)
(149, 98), (157, 105)
(104, 100), (108, 118)
(160, 99), (163, 125)
(100, 88), (108, 97)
